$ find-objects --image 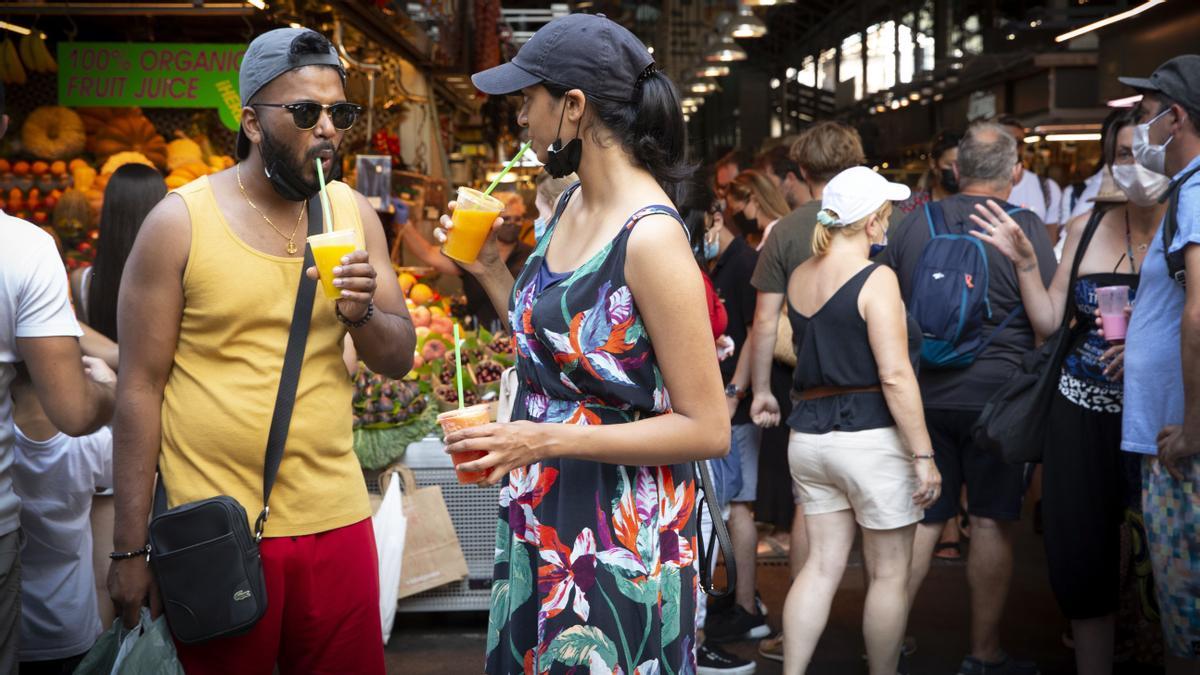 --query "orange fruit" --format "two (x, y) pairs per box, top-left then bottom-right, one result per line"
(49, 161), (66, 176)
(30, 161), (49, 176)
(0, 160), (10, 173)
(398, 271), (417, 294)
(68, 158), (88, 172)
(408, 283), (434, 305)
(12, 162), (29, 176)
